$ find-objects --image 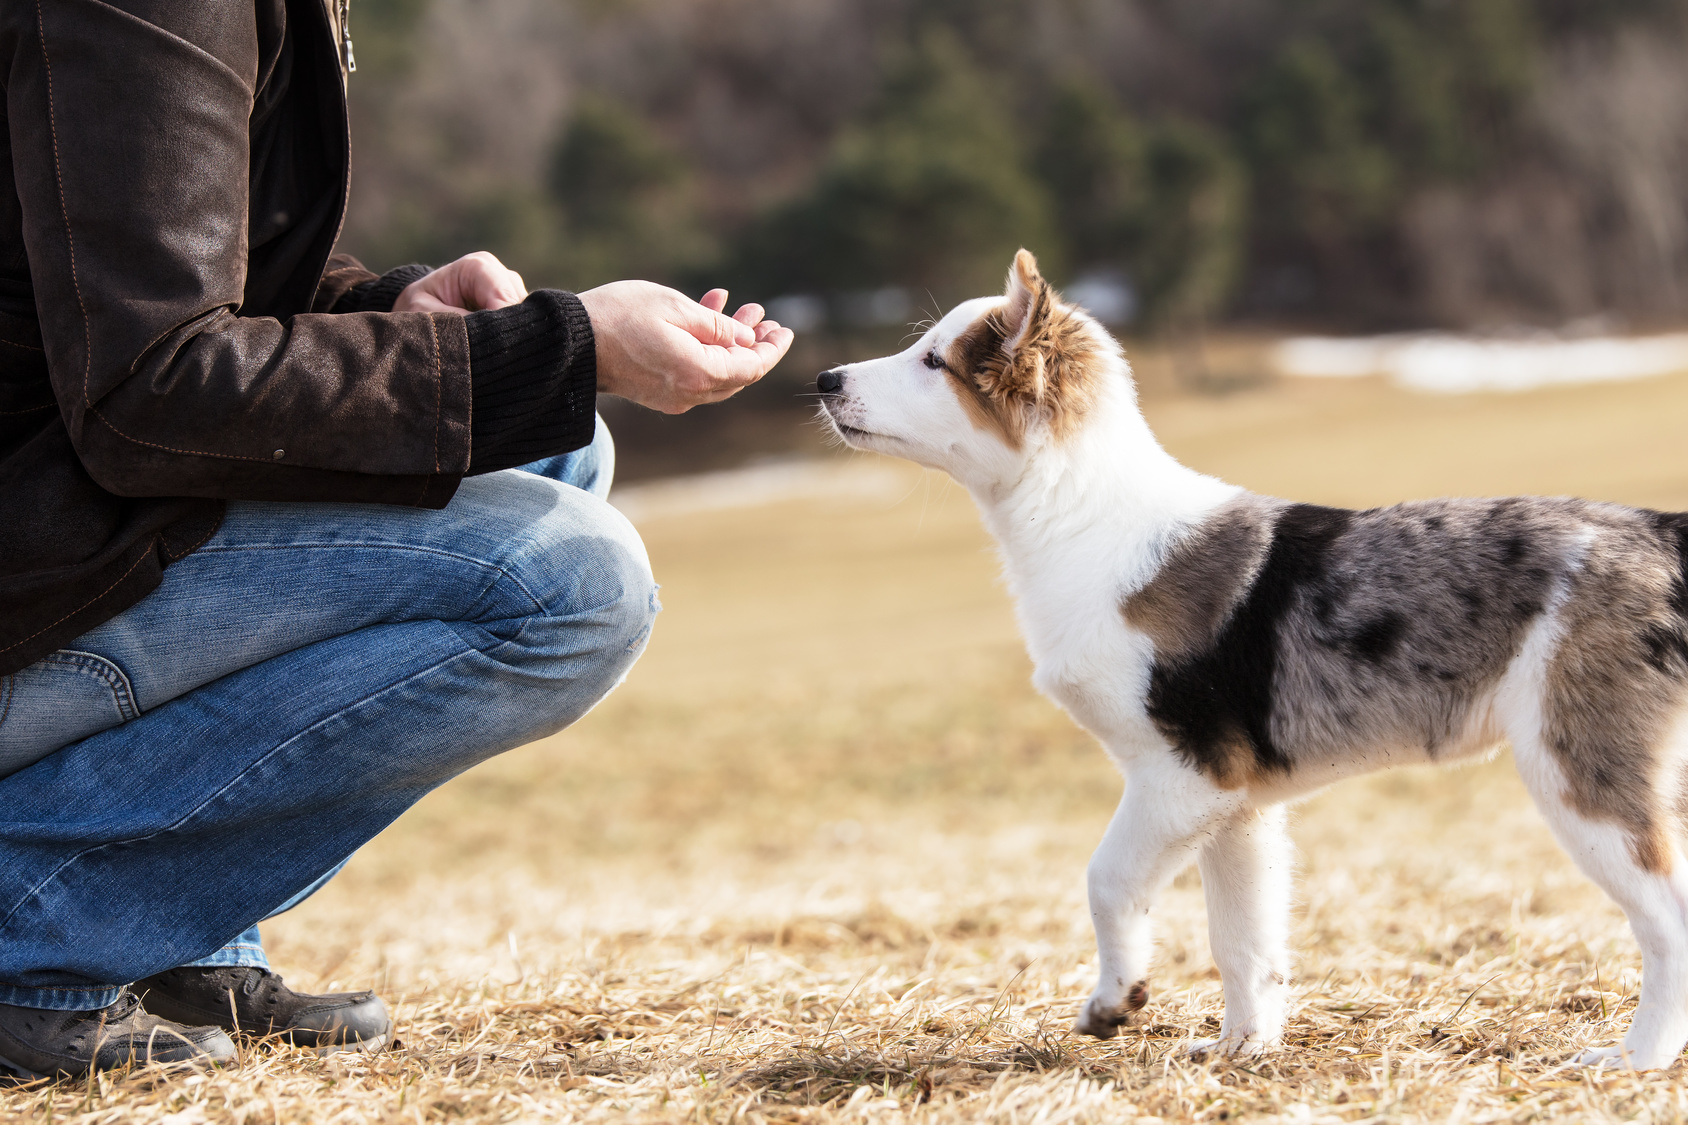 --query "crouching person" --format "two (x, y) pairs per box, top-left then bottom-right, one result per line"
(0, 3), (792, 1080)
